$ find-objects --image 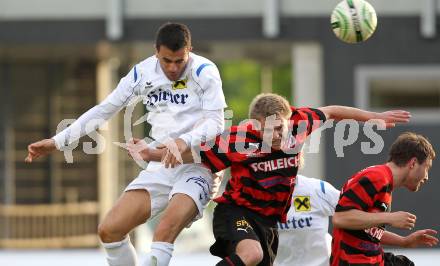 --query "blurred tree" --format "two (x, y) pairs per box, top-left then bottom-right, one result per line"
(219, 60), (261, 124)
(272, 63), (292, 102)
(219, 60), (292, 123)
